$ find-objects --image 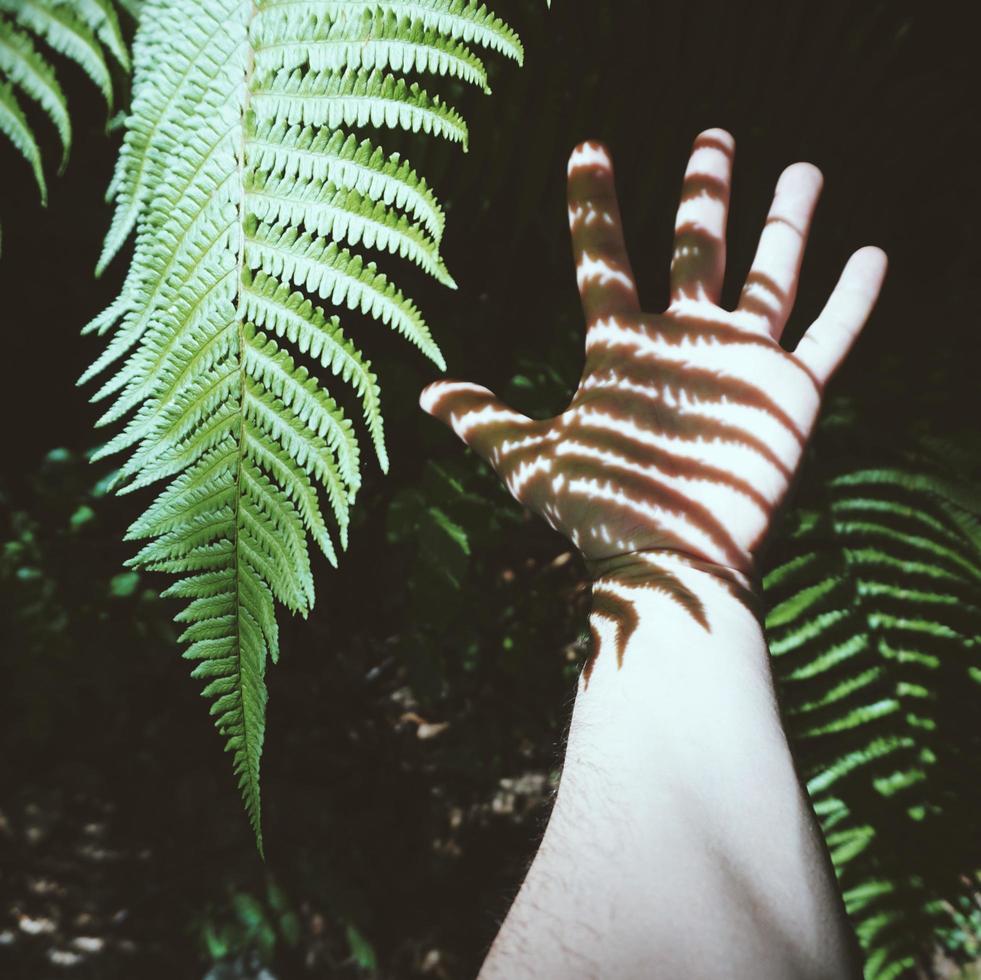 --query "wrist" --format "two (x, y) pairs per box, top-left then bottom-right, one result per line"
(584, 548), (763, 620)
(579, 548), (766, 691)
